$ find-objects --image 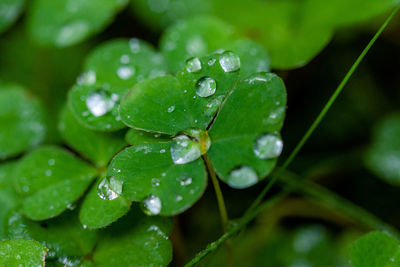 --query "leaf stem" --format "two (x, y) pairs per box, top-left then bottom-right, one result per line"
(202, 153), (232, 266)
(245, 5), (400, 215)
